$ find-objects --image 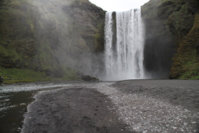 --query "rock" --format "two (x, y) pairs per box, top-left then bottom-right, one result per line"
(81, 75), (99, 82)
(0, 76), (3, 84)
(0, 0), (105, 79)
(170, 13), (199, 79)
(141, 0), (177, 78)
(142, 0), (199, 79)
